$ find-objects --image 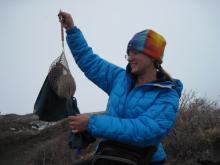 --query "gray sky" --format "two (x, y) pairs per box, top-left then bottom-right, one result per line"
(1, 0), (220, 115)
